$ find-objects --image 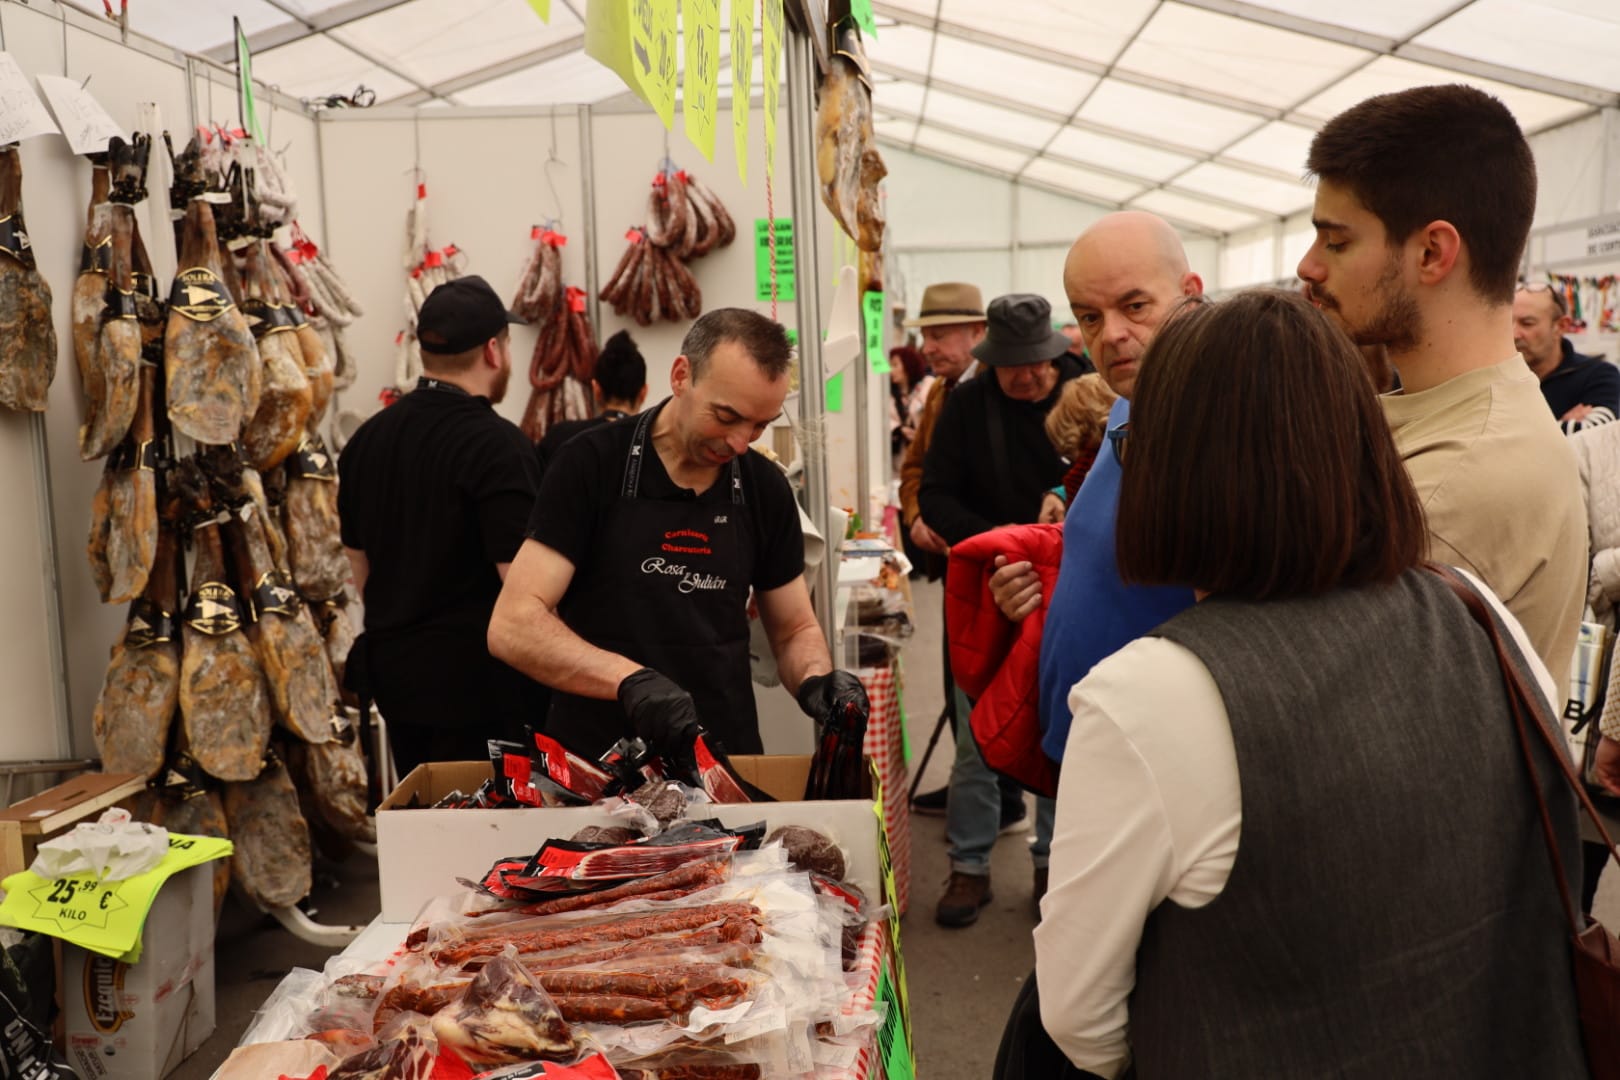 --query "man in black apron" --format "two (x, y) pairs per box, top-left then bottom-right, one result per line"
(491, 308), (868, 764)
